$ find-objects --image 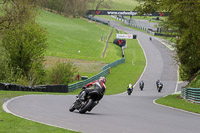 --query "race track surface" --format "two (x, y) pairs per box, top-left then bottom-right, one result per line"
(4, 20), (200, 133)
